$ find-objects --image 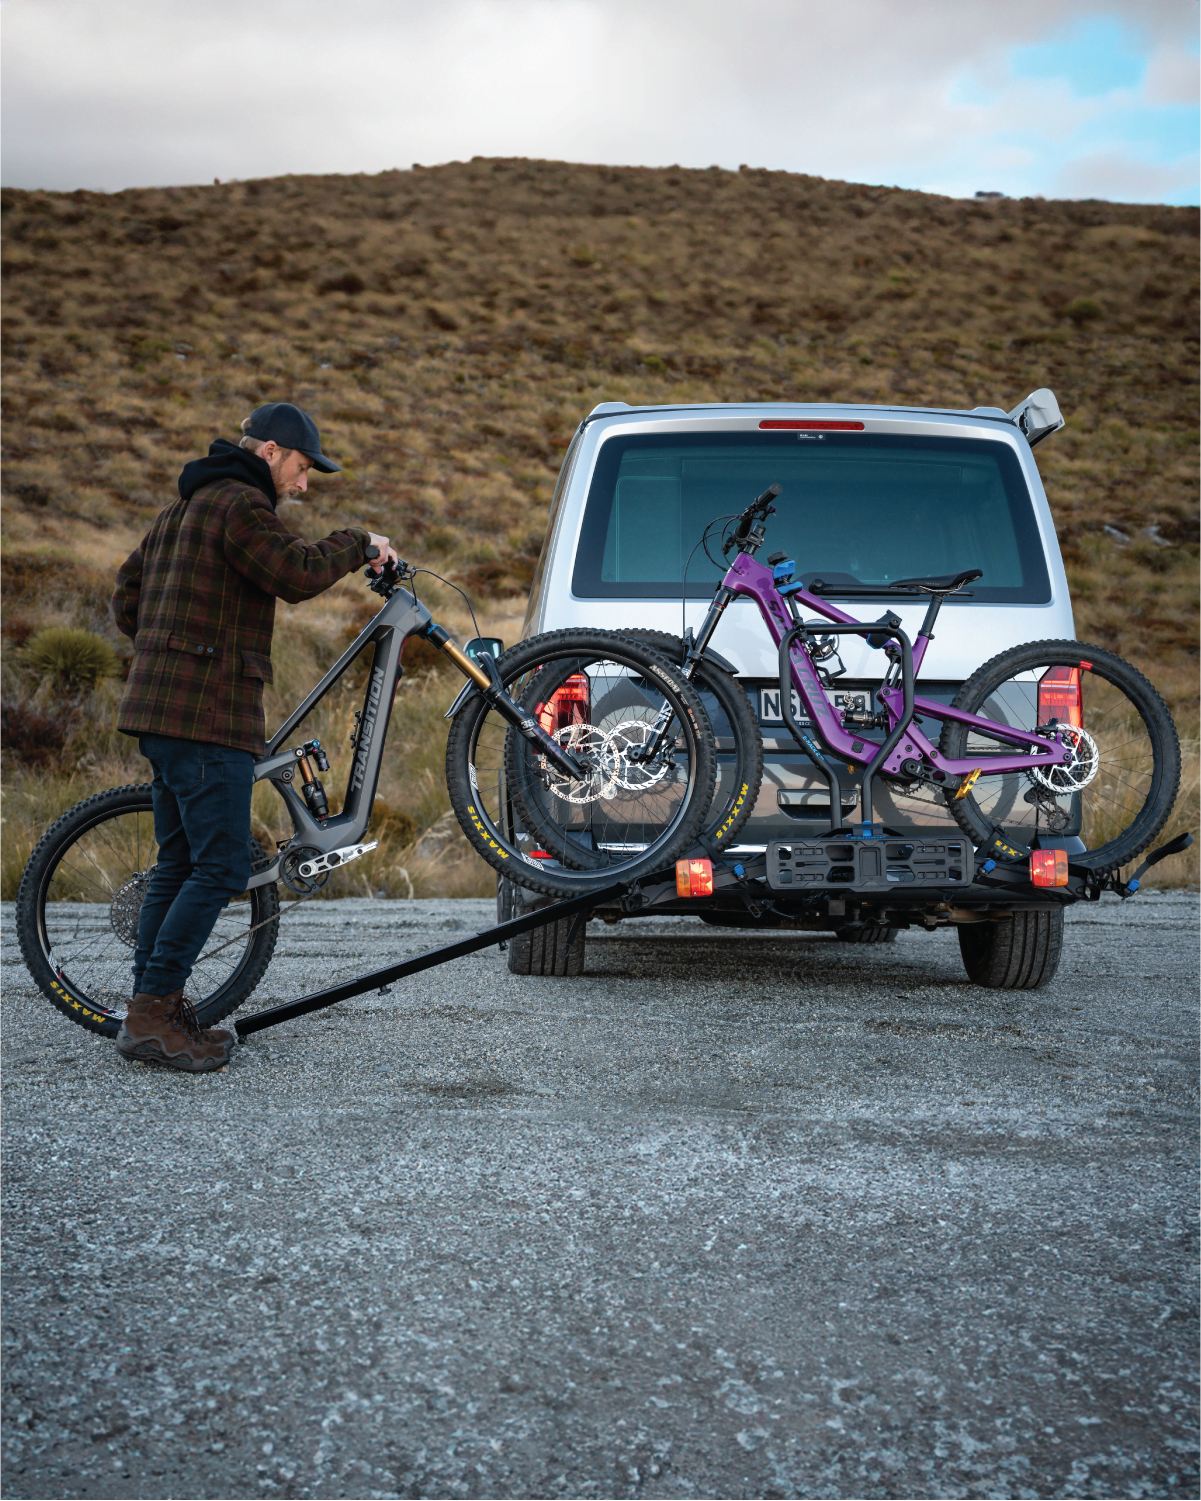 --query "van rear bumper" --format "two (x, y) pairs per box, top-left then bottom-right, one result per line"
(580, 844), (1081, 932)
